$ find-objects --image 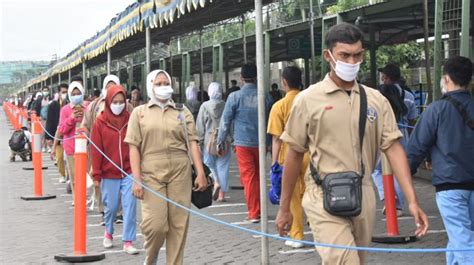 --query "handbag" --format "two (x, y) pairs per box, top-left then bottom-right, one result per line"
(179, 108), (214, 209)
(268, 162), (283, 205)
(310, 84), (367, 217)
